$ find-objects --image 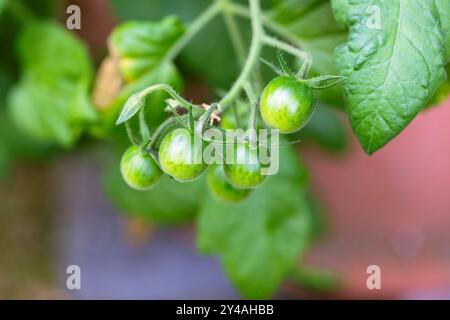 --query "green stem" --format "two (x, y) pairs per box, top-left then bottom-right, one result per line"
(221, 0), (261, 127)
(263, 35), (311, 66)
(218, 0), (263, 112)
(220, 0), (246, 66)
(125, 121), (140, 146)
(114, 2), (221, 117)
(195, 103), (220, 135)
(226, 2), (309, 50)
(164, 1), (222, 62)
(232, 104), (241, 128)
(147, 116), (184, 150)
(138, 84), (202, 111)
(242, 81), (257, 136)
(139, 107), (151, 144)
